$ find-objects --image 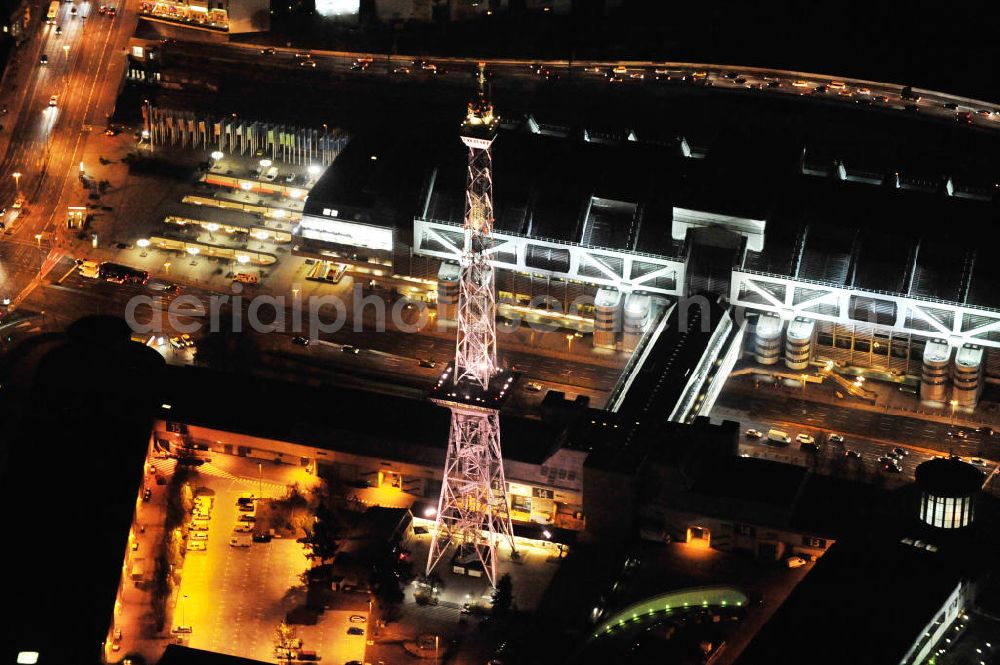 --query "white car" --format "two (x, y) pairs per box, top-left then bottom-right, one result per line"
(827, 433), (844, 444)
(186, 541), (207, 552)
(784, 556), (807, 569)
(234, 523), (253, 533)
(795, 433), (815, 445)
(190, 532), (209, 541)
(229, 538), (251, 547)
(48, 95), (58, 107)
(745, 428), (763, 439)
